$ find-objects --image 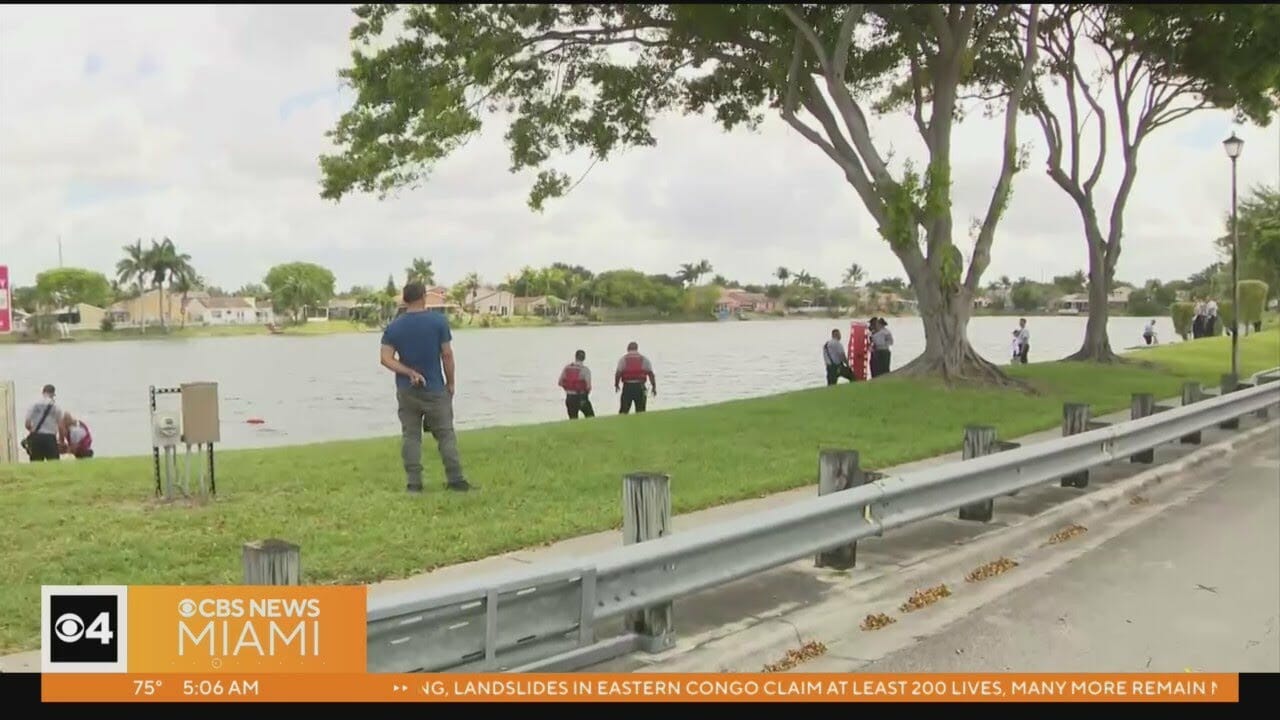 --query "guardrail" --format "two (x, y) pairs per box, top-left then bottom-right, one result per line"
(366, 373), (1280, 674)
